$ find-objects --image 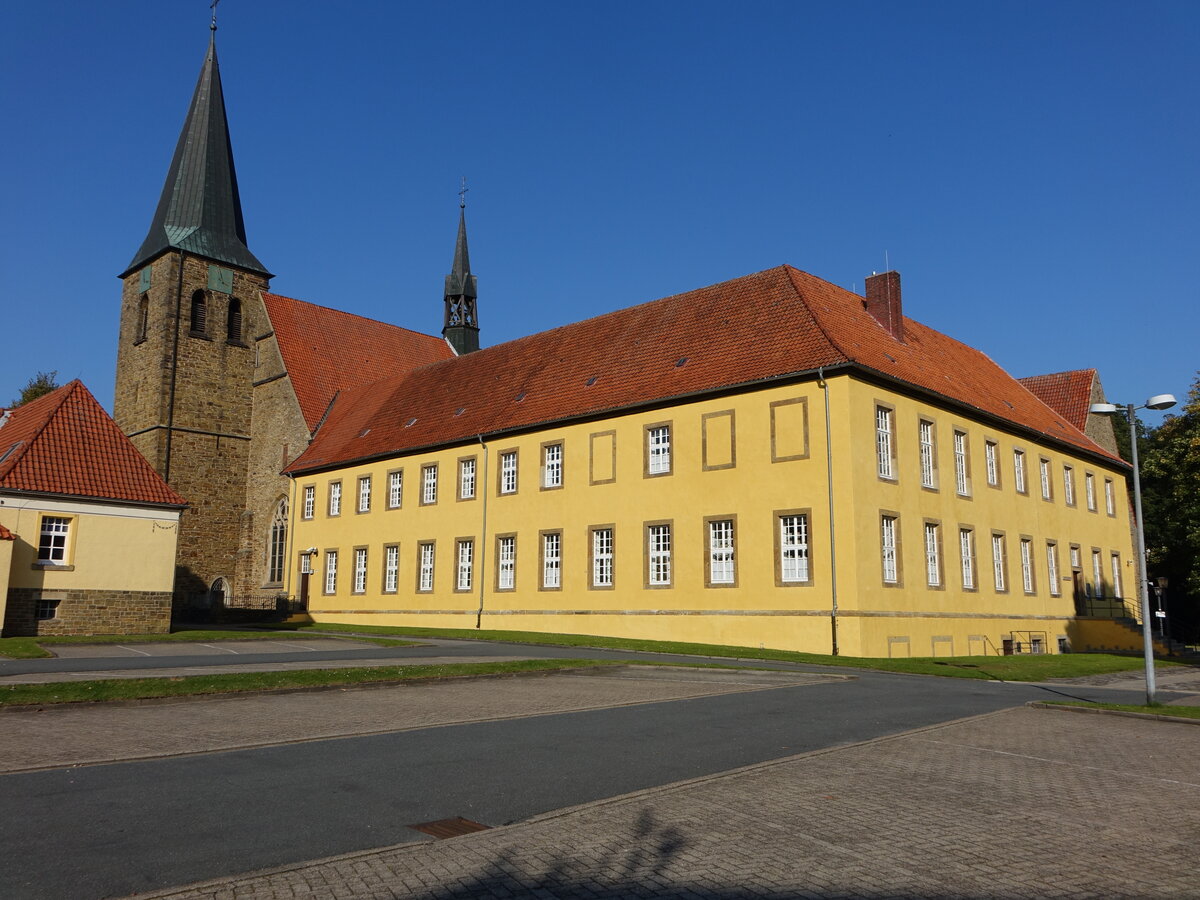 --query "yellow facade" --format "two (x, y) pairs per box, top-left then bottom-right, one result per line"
(288, 373), (1135, 657)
